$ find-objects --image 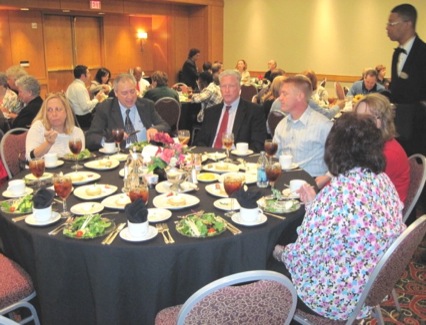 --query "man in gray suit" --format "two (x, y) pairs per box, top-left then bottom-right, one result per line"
(85, 73), (170, 150)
